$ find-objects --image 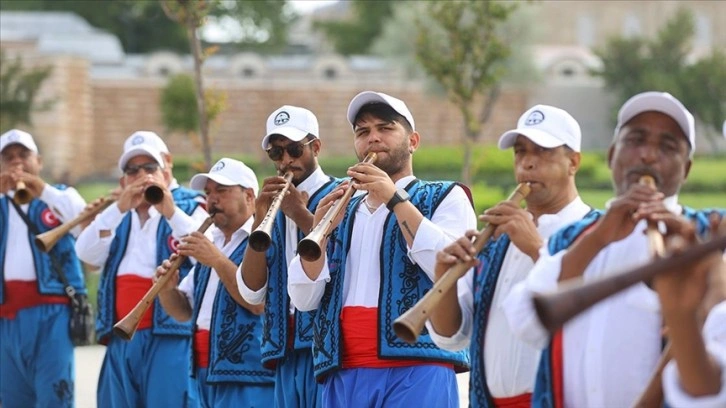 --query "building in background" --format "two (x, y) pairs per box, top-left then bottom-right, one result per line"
(0, 0), (723, 181)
